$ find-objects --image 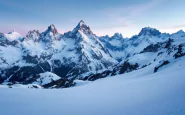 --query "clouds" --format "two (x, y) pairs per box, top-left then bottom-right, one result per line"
(92, 0), (166, 37)
(171, 25), (185, 29)
(159, 24), (185, 34)
(102, 0), (164, 26)
(0, 0), (184, 37)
